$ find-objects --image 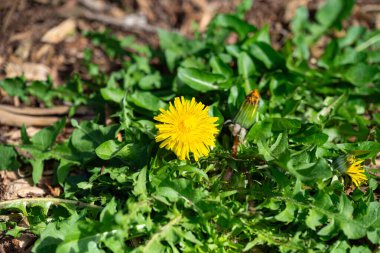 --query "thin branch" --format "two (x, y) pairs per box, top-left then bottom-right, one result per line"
(0, 108), (61, 127)
(0, 104), (69, 116)
(81, 10), (158, 34)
